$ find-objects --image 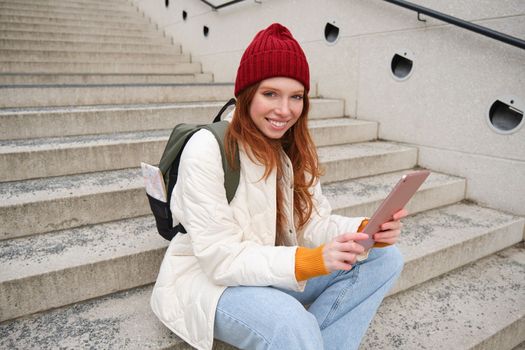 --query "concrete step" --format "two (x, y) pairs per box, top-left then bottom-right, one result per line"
(0, 1), (139, 15)
(361, 243), (525, 350)
(0, 21), (158, 37)
(0, 72), (213, 86)
(0, 129), (410, 181)
(0, 14), (154, 30)
(0, 49), (190, 65)
(1, 213), (522, 348)
(0, 81), (237, 108)
(0, 99), (345, 140)
(0, 7), (146, 23)
(318, 141), (418, 183)
(514, 342), (525, 350)
(0, 38), (180, 53)
(0, 168), (148, 240)
(0, 29), (171, 45)
(0, 167), (463, 241)
(0, 284), (185, 349)
(309, 118), (377, 146)
(0, 61), (201, 76)
(326, 169), (466, 218)
(390, 202), (525, 295)
(0, 215), (168, 322)
(3, 0), (132, 7)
